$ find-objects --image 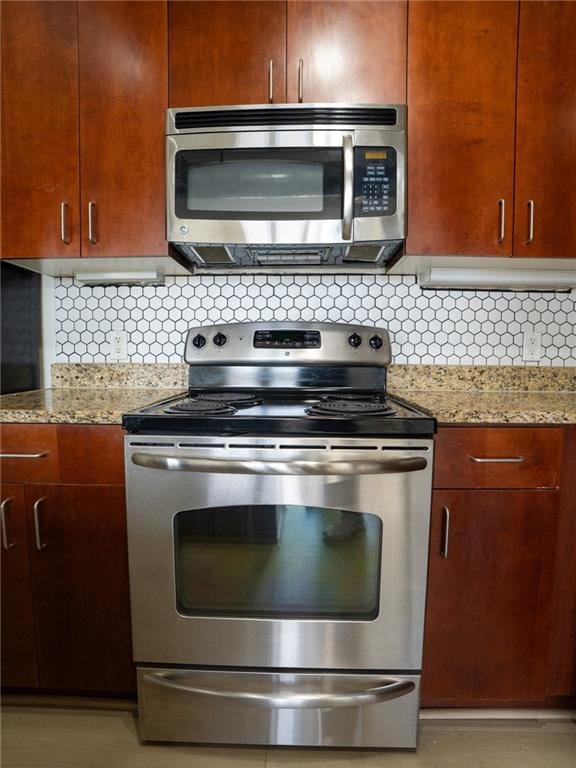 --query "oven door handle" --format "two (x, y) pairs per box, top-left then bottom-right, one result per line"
(144, 672), (415, 708)
(130, 453), (427, 475)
